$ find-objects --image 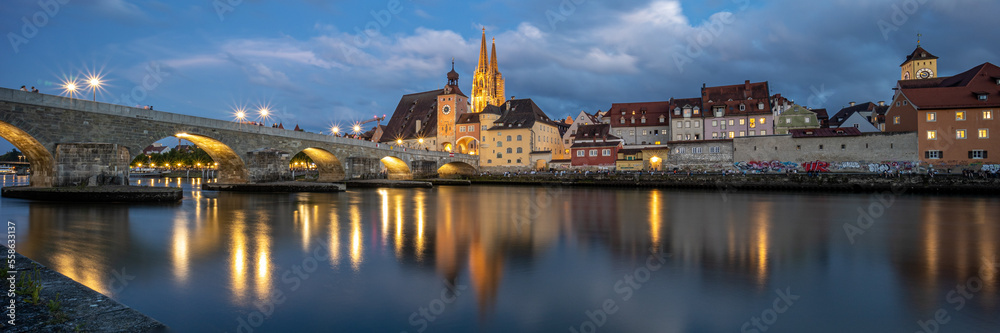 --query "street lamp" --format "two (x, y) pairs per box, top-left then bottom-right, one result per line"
(259, 107), (270, 126)
(331, 126), (340, 136)
(87, 76), (101, 101)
